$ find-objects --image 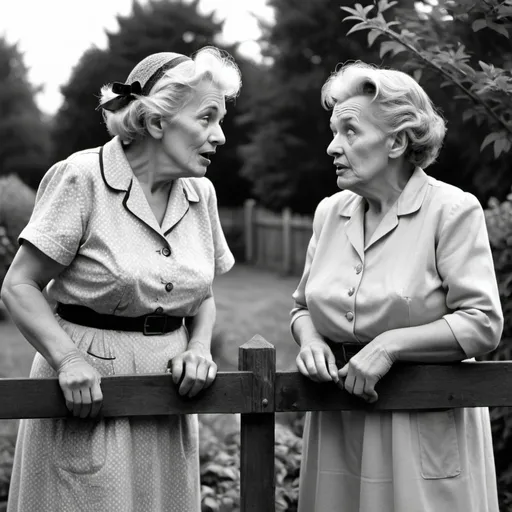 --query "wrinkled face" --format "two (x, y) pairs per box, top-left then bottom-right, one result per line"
(161, 80), (226, 178)
(327, 95), (392, 193)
